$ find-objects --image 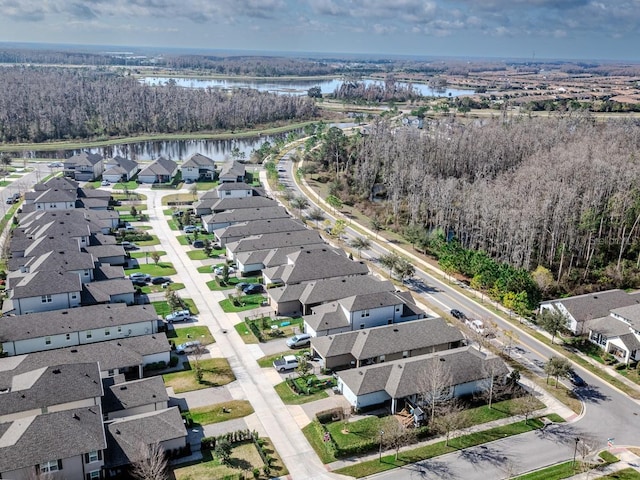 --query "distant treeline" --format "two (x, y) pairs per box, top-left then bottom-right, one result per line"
(0, 67), (318, 143)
